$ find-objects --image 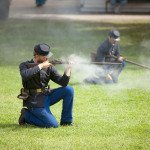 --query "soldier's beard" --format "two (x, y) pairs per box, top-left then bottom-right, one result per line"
(36, 58), (48, 63)
(37, 60), (43, 63)
(33, 59), (44, 64)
